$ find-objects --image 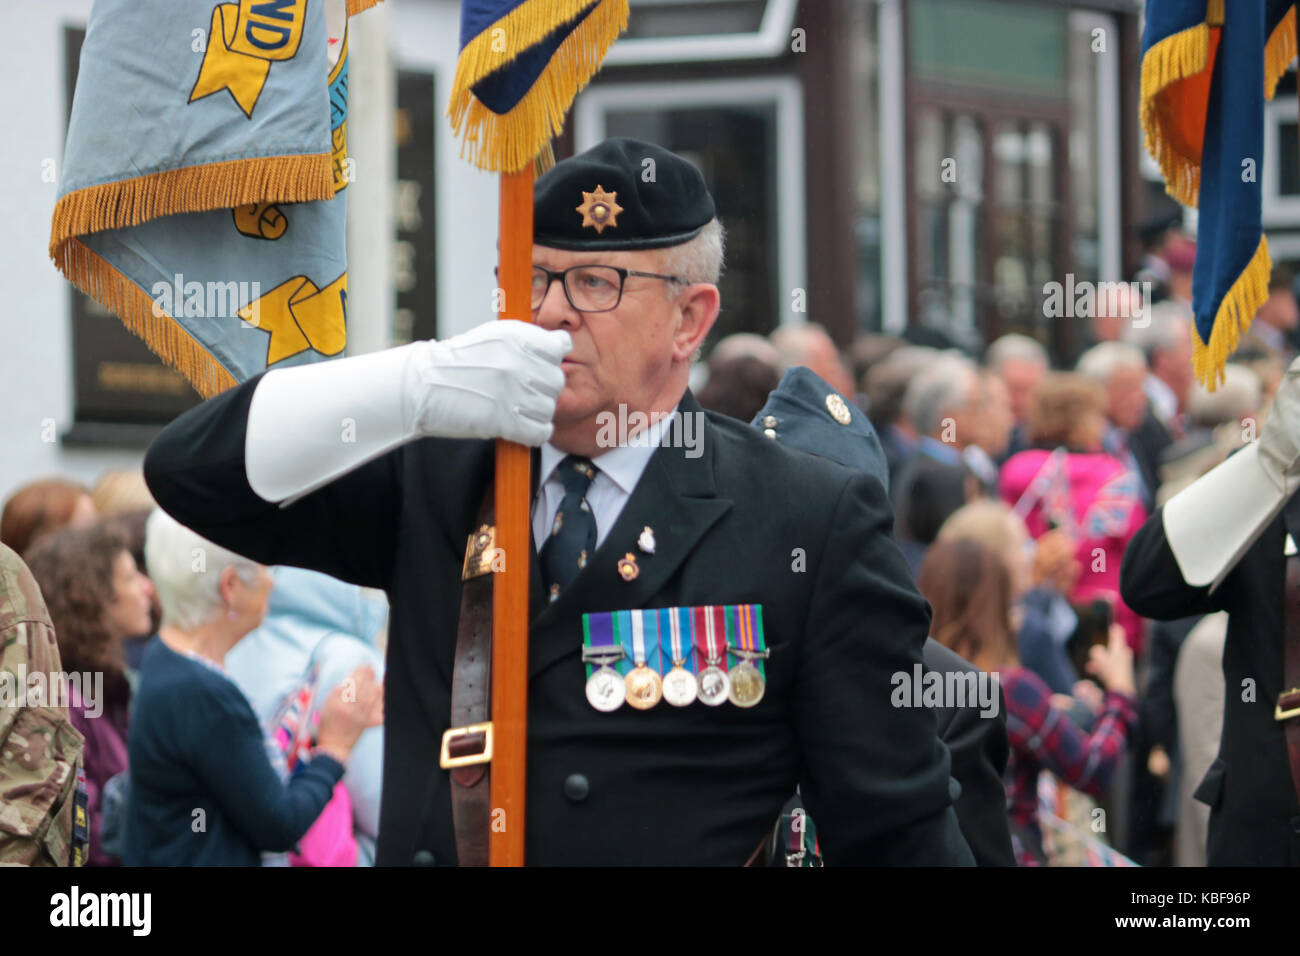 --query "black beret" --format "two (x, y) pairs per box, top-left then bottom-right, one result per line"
(750, 366), (890, 492)
(534, 138), (716, 251)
